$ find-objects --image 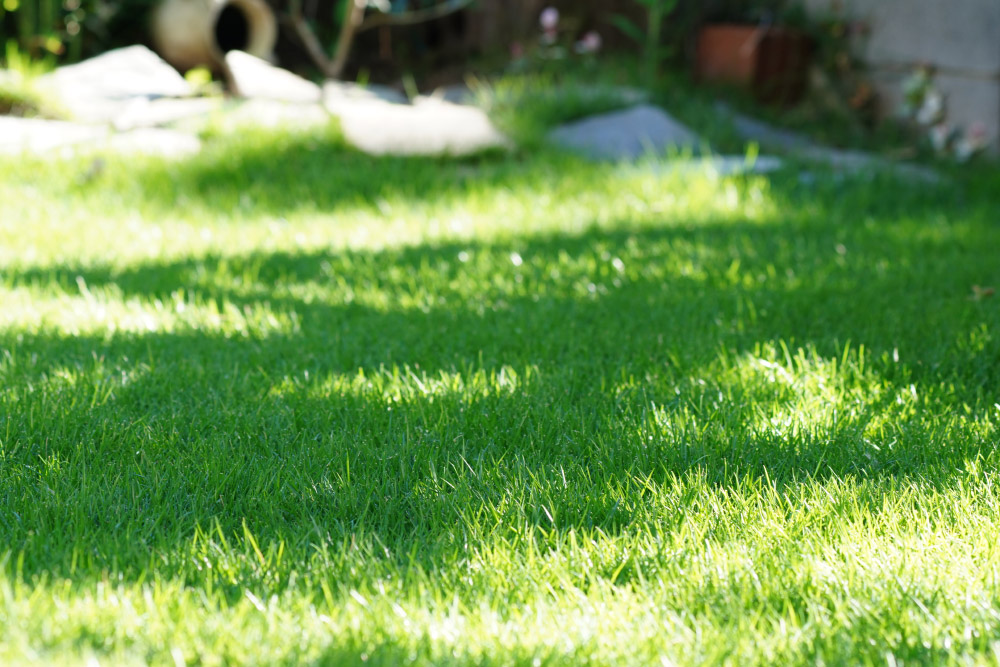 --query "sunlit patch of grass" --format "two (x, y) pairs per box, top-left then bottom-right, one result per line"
(1, 123), (1000, 665)
(0, 132), (776, 272)
(0, 284), (299, 338)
